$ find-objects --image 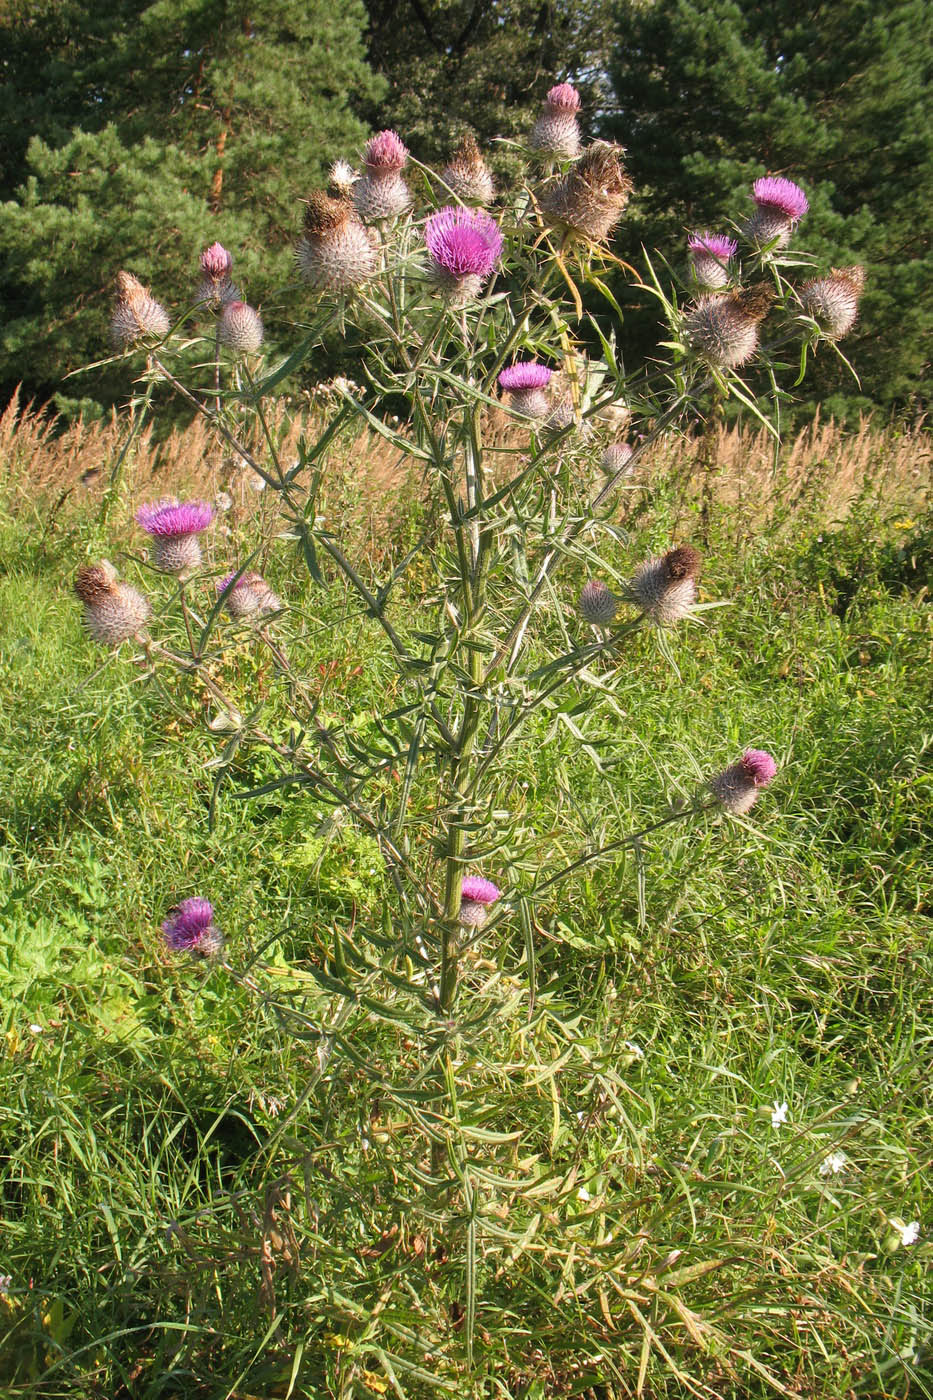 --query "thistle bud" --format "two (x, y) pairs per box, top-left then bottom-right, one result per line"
(601, 441), (634, 474)
(628, 545), (702, 625)
(442, 133), (496, 206)
(530, 82), (583, 160)
(801, 265), (865, 340)
(579, 580), (619, 624)
(197, 242), (239, 309)
(684, 284), (774, 369)
(218, 301), (263, 355)
(297, 191), (377, 293)
(687, 232), (737, 289)
(744, 176), (809, 250)
(110, 271), (170, 347)
(353, 130), (412, 222)
(216, 571), (282, 618)
(74, 560), (151, 645)
(542, 143), (632, 242)
(710, 749), (778, 815)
